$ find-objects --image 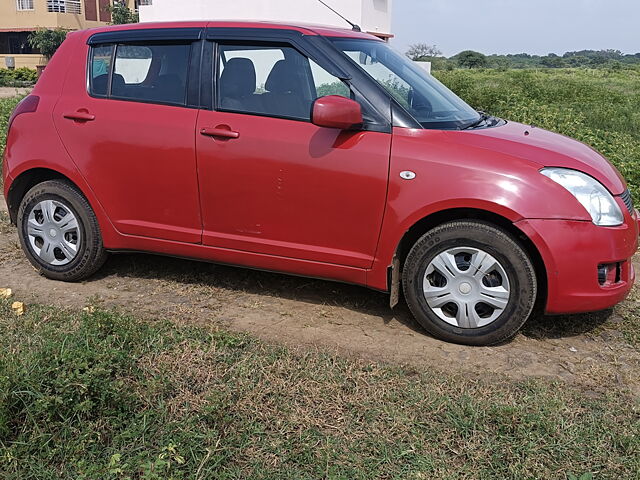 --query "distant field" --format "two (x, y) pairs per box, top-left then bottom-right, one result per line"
(436, 68), (640, 199)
